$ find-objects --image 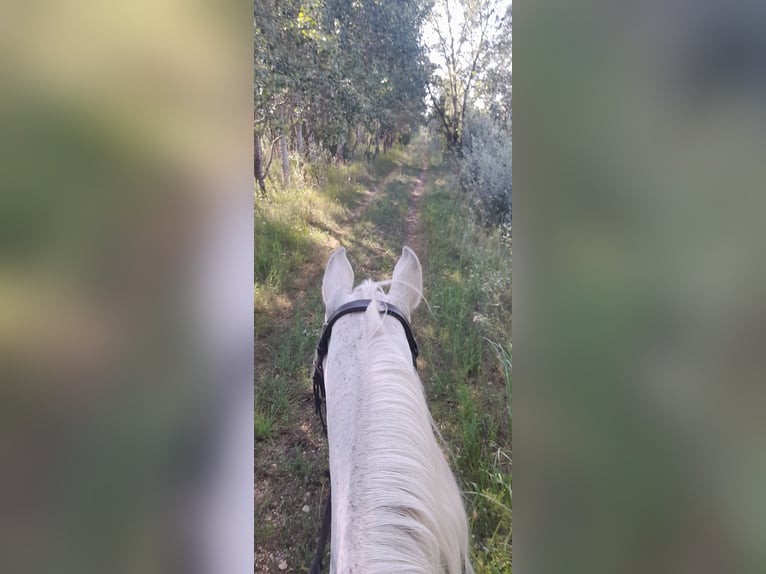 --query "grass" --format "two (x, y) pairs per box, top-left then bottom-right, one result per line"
(417, 140), (512, 571)
(254, 135), (512, 572)
(254, 407), (275, 441)
(486, 337), (513, 430)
